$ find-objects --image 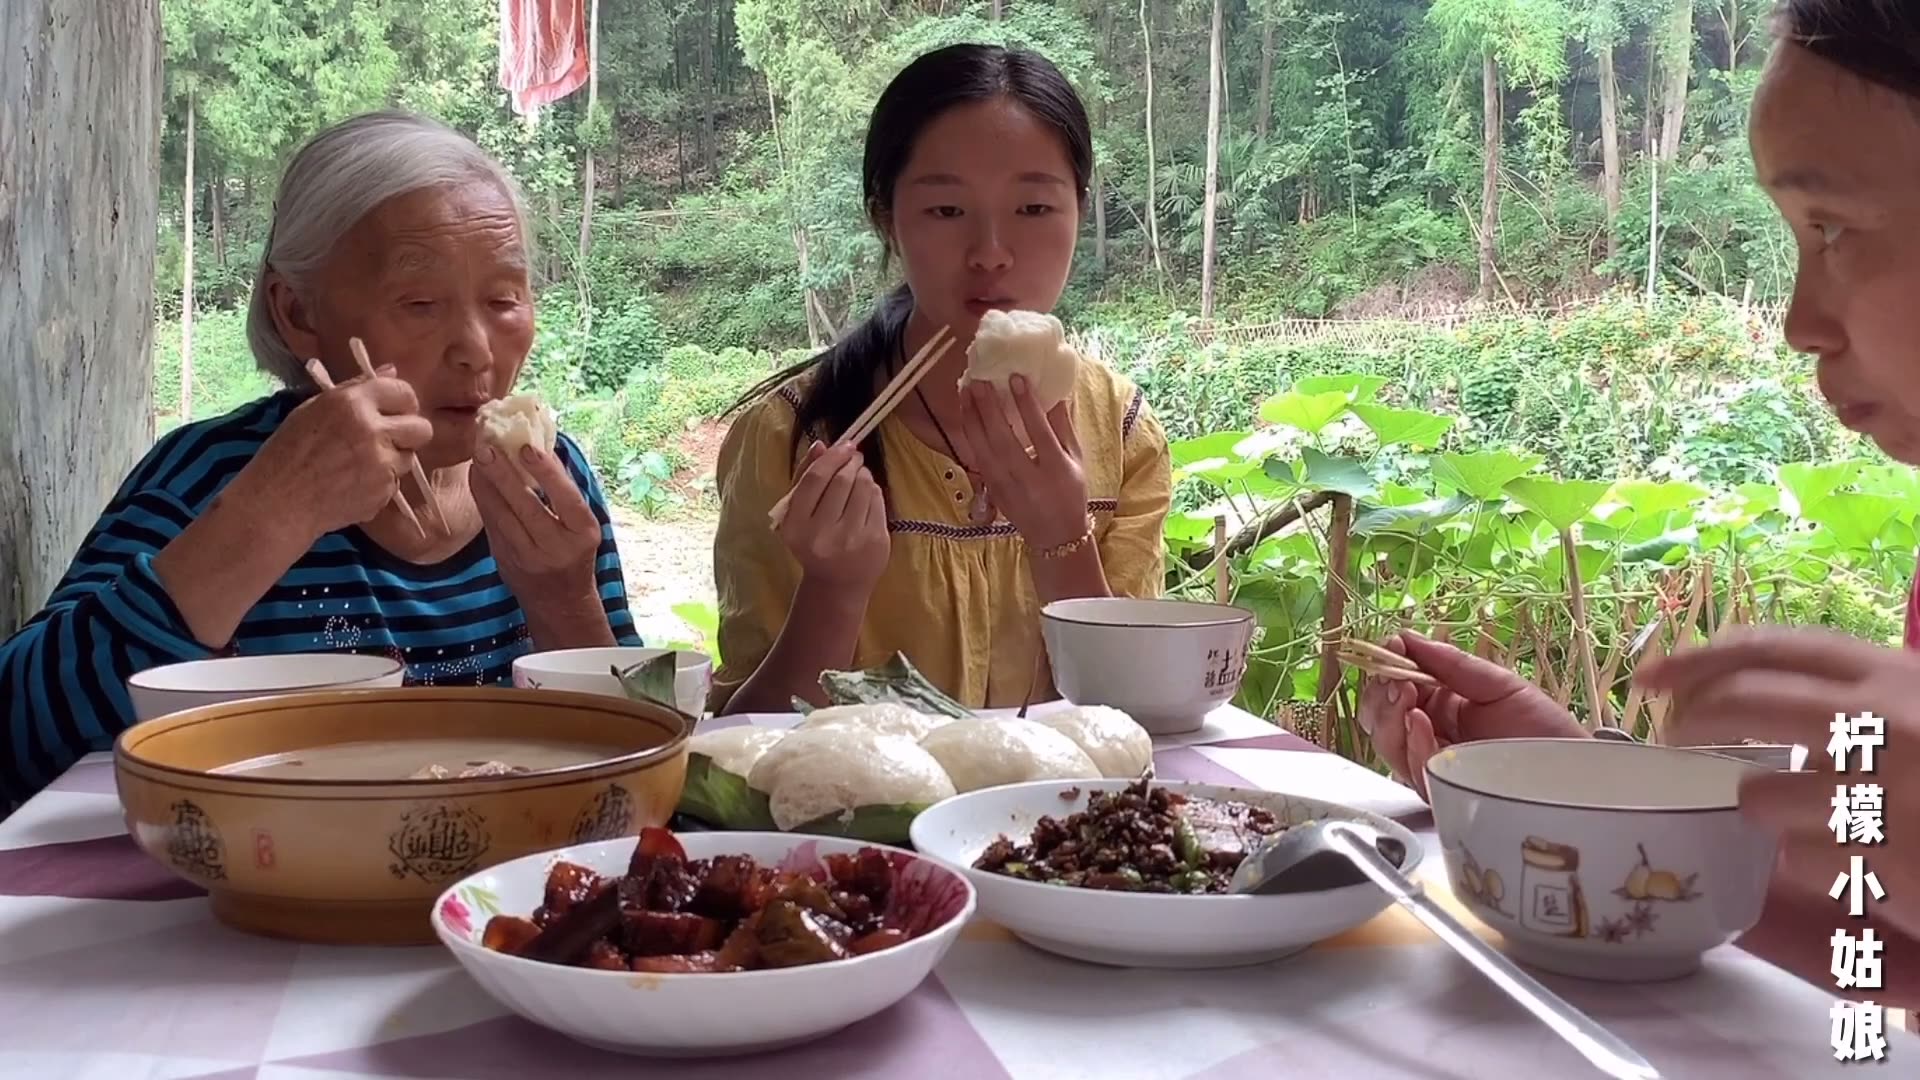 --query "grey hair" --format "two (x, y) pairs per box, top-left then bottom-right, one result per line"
(245, 110), (534, 387)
